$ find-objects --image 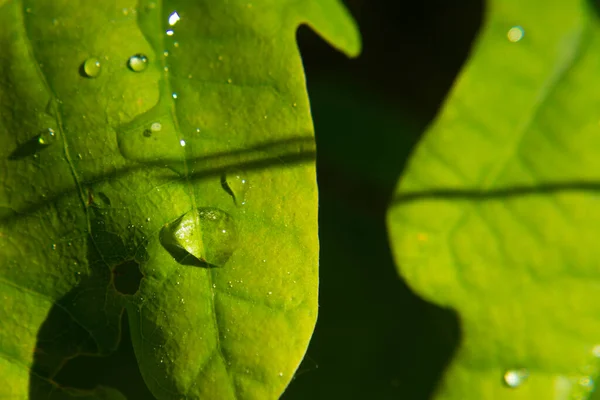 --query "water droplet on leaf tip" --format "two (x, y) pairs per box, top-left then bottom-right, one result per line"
(128, 54), (148, 72)
(166, 29), (174, 36)
(168, 11), (180, 26)
(82, 58), (101, 78)
(503, 368), (528, 388)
